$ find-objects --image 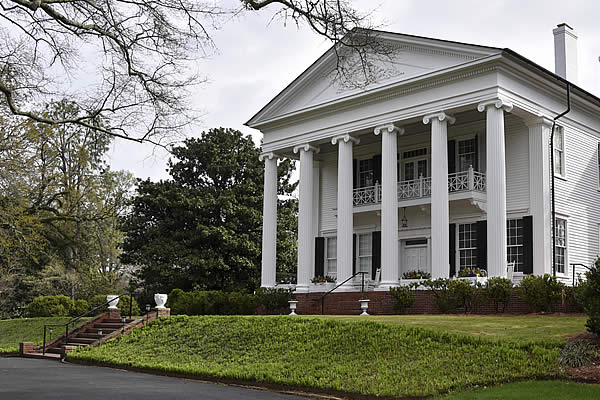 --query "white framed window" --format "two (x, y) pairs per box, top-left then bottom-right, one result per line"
(357, 233), (372, 276)
(507, 219), (524, 273)
(555, 218), (567, 274)
(553, 126), (565, 177)
(458, 223), (478, 269)
(326, 237), (337, 279)
(458, 138), (477, 172)
(357, 159), (374, 187)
